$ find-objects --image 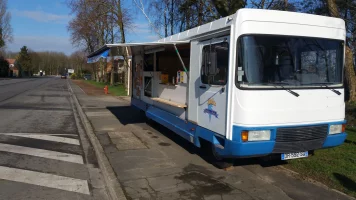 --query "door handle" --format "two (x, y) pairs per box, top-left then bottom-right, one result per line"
(199, 85), (207, 89)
